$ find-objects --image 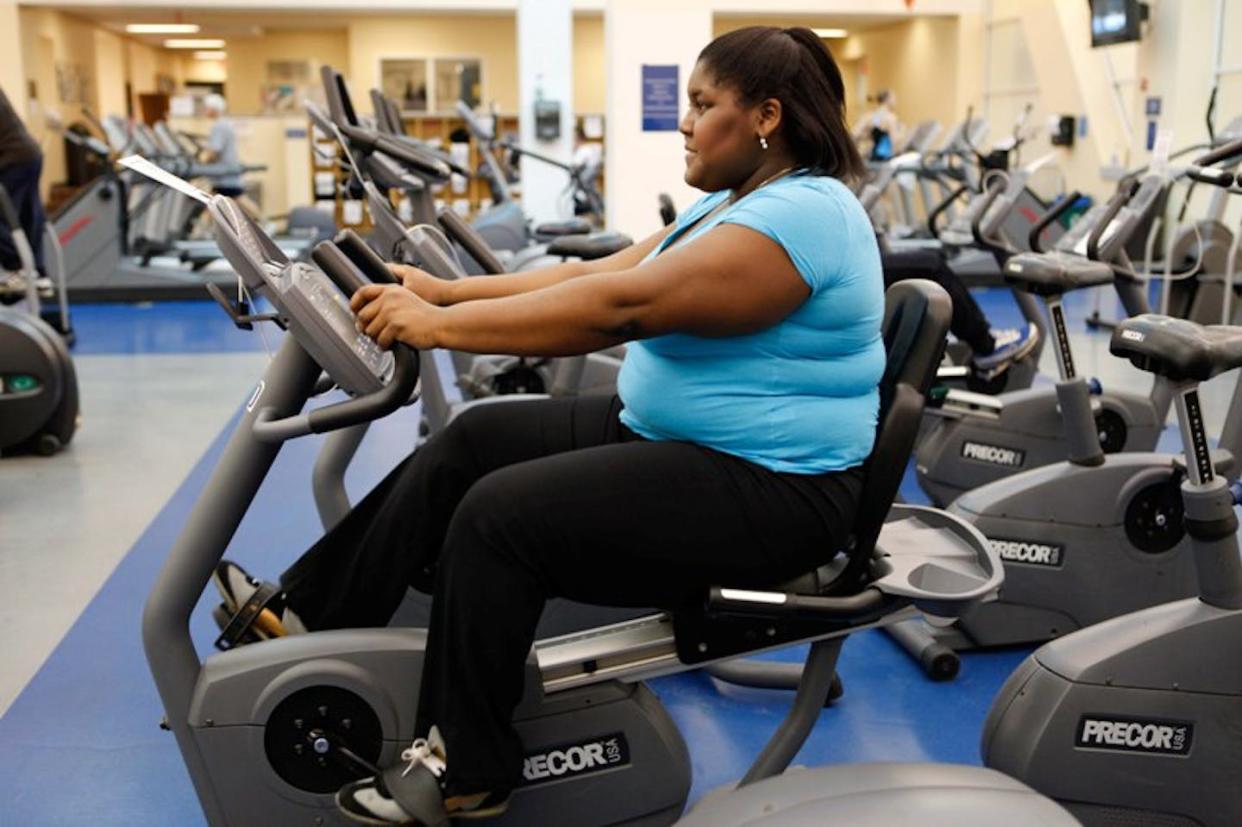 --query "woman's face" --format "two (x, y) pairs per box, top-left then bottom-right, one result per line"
(679, 62), (762, 191)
